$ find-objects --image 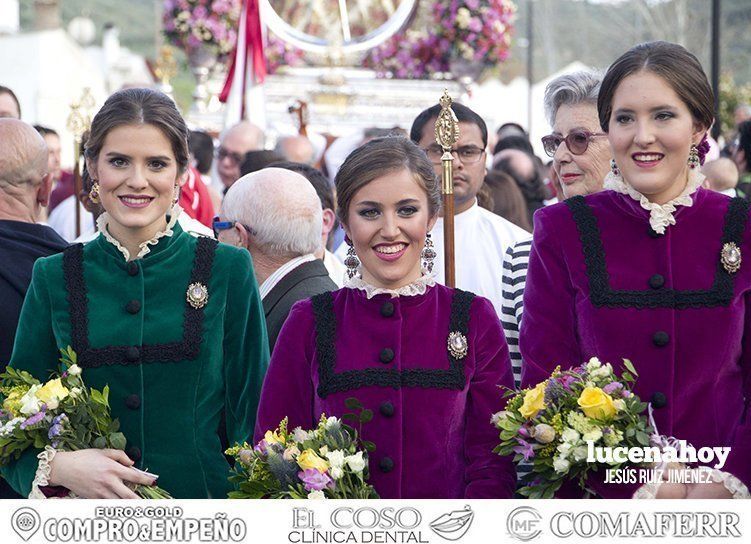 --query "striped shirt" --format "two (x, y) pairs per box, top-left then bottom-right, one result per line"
(501, 238), (533, 388)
